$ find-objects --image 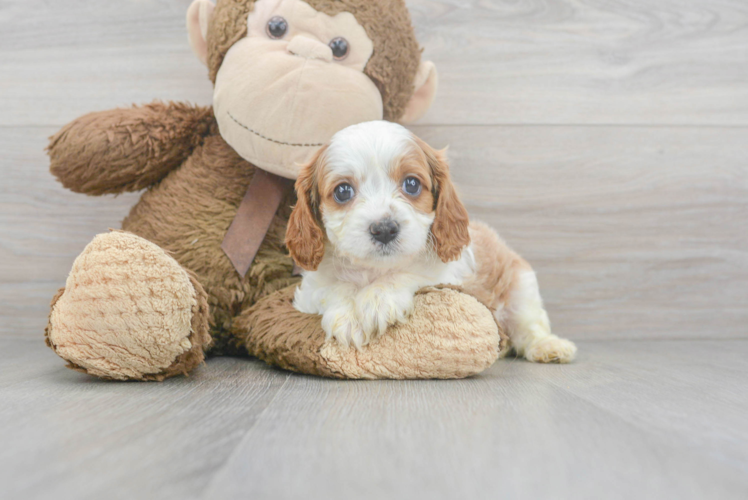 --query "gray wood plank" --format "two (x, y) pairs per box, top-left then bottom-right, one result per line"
(1, 0), (747, 126)
(411, 124), (748, 340)
(202, 339), (748, 500)
(541, 340), (748, 472)
(2, 2), (746, 499)
(410, 0), (748, 125)
(0, 126), (140, 339)
(0, 0), (211, 127)
(3, 125), (746, 340)
(0, 338), (290, 500)
(3, 339), (746, 500)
